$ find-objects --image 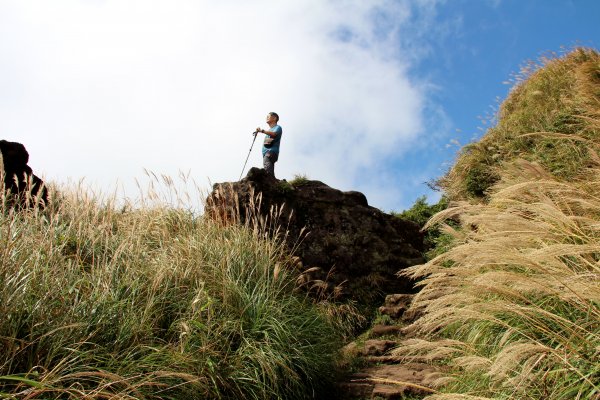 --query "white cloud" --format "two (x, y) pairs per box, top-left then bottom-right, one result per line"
(0, 0), (442, 211)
